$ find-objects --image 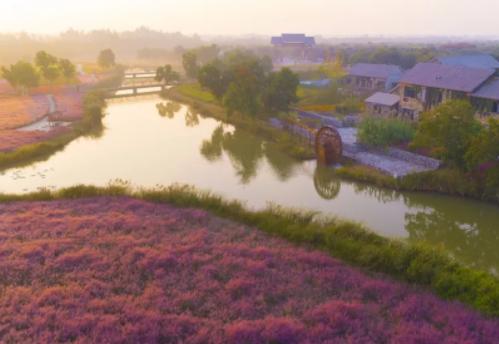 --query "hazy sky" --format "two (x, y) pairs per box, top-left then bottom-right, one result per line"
(1, 0), (499, 37)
